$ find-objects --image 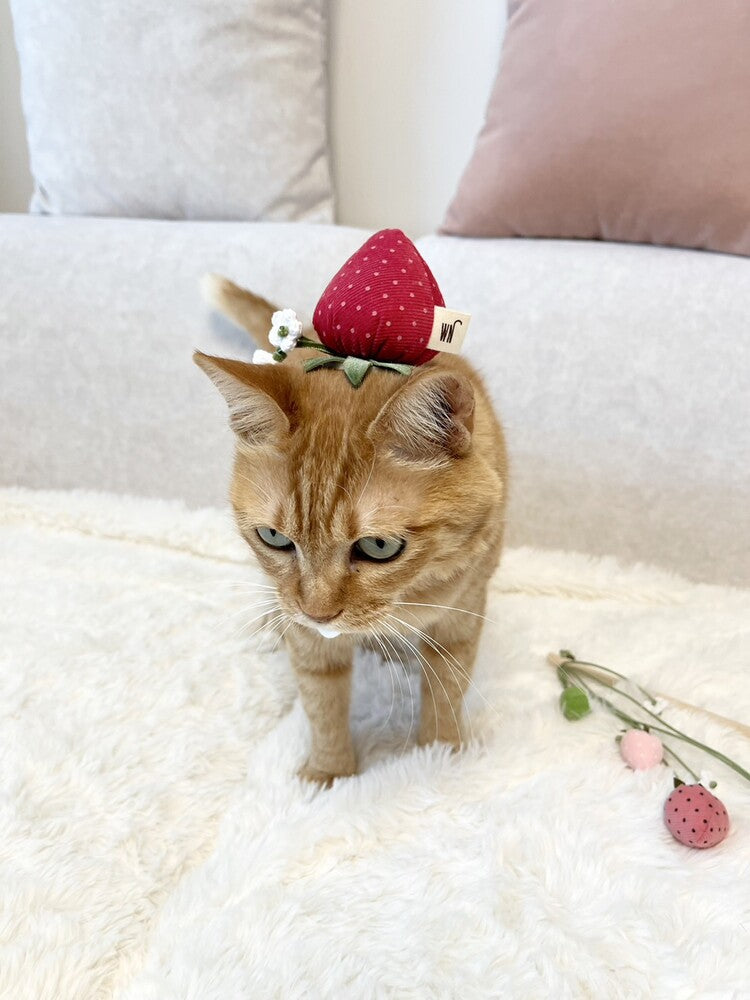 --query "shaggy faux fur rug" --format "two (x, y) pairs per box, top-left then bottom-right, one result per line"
(1, 489), (748, 1000)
